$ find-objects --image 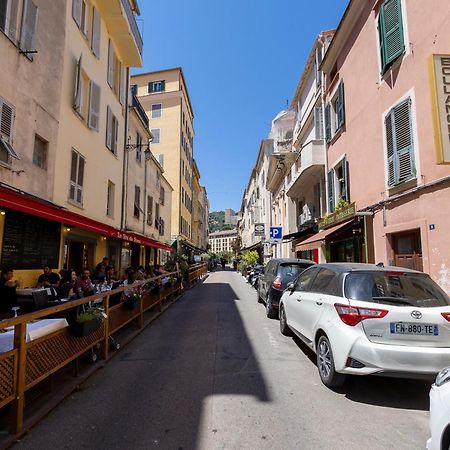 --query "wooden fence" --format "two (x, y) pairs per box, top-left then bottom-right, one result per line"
(0, 263), (208, 437)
